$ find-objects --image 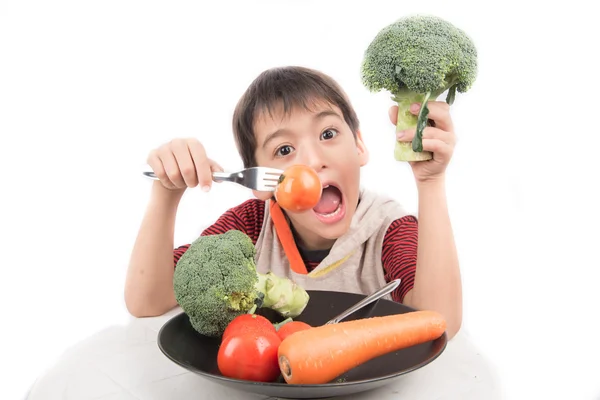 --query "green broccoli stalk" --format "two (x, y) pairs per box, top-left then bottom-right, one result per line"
(361, 14), (478, 161)
(172, 229), (309, 337)
(256, 271), (310, 318)
(273, 317), (293, 331)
